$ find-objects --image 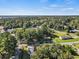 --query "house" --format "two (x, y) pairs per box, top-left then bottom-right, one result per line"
(76, 49), (79, 55)
(28, 45), (34, 55)
(69, 29), (79, 33)
(0, 26), (14, 33)
(0, 26), (5, 33)
(11, 34), (15, 36)
(59, 36), (73, 40)
(7, 29), (14, 33)
(32, 24), (37, 27)
(0, 17), (2, 19)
